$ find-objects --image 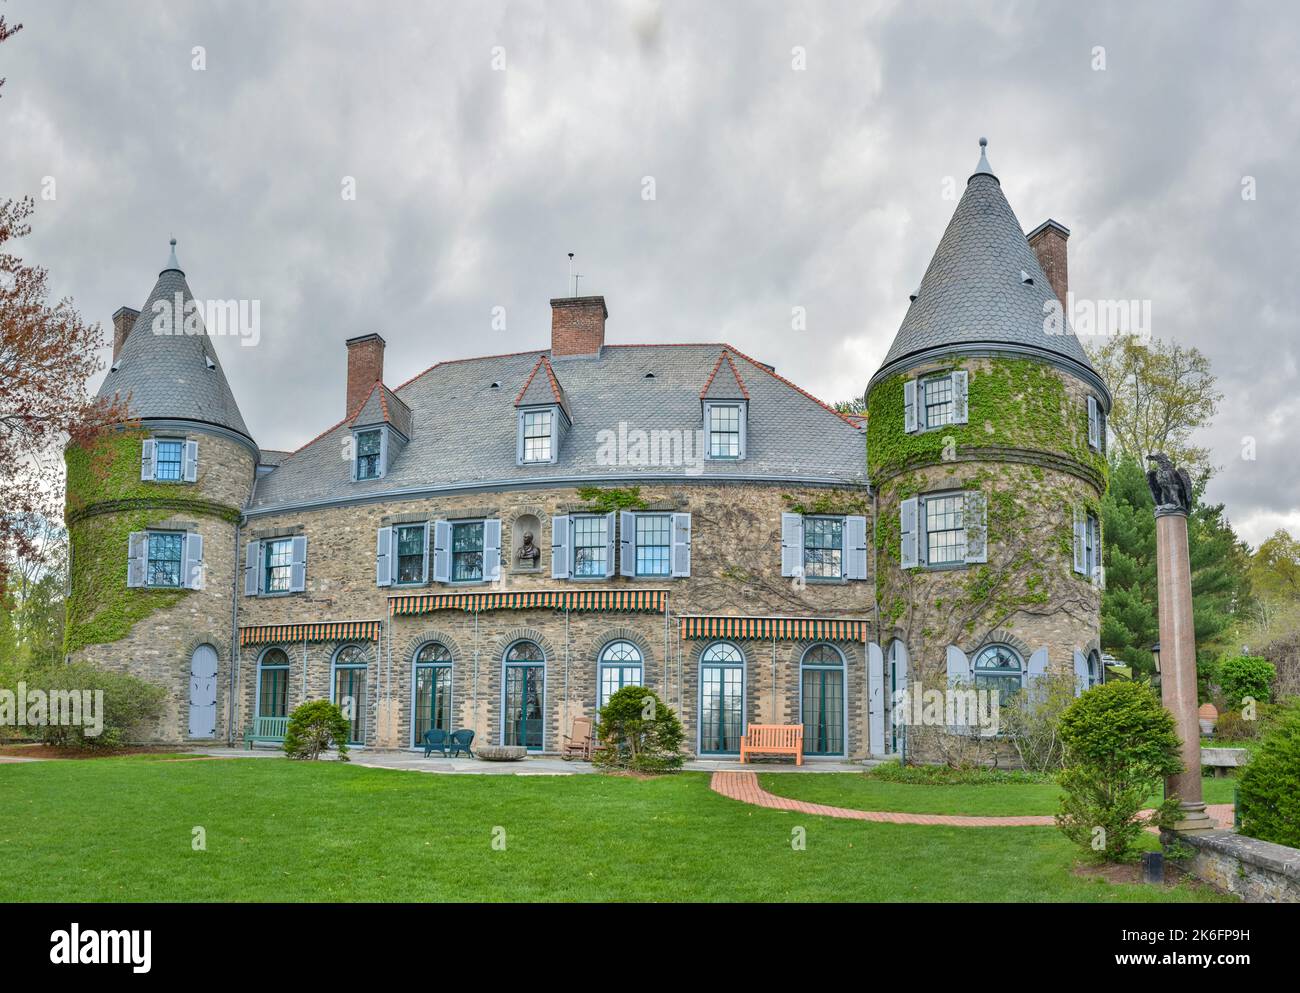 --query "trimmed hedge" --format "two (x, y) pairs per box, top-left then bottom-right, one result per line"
(1236, 703), (1300, 848)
